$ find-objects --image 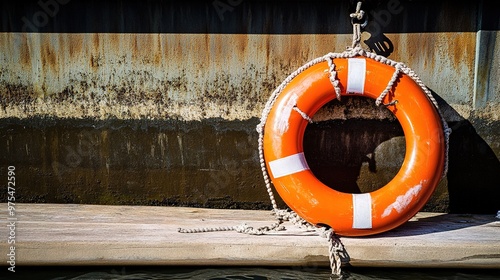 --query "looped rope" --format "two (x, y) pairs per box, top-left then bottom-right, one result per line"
(349, 1), (367, 49)
(326, 229), (343, 277)
(375, 62), (403, 106)
(349, 2), (365, 21)
(272, 208), (318, 231)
